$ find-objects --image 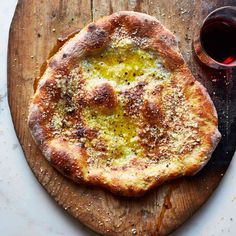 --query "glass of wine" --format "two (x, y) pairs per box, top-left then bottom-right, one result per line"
(193, 6), (236, 69)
